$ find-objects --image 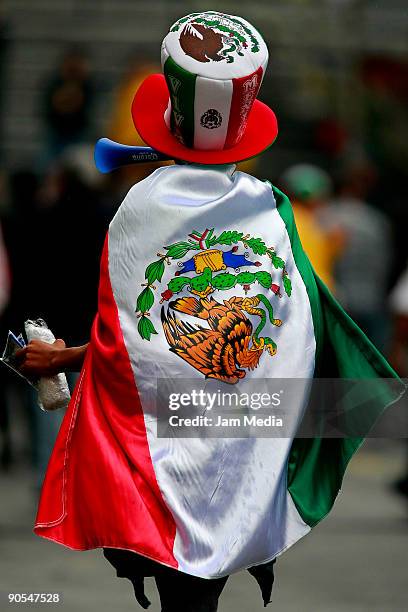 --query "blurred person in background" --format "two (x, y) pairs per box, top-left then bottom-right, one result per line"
(388, 264), (408, 499)
(2, 161), (104, 488)
(108, 58), (159, 147)
(0, 221), (9, 316)
(102, 56), (172, 223)
(279, 163), (344, 293)
(1, 171), (38, 472)
(32, 162), (103, 346)
(323, 160), (392, 350)
(29, 160), (103, 488)
(360, 56), (408, 286)
(42, 48), (94, 164)
(0, 1), (9, 163)
(0, 187), (11, 470)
